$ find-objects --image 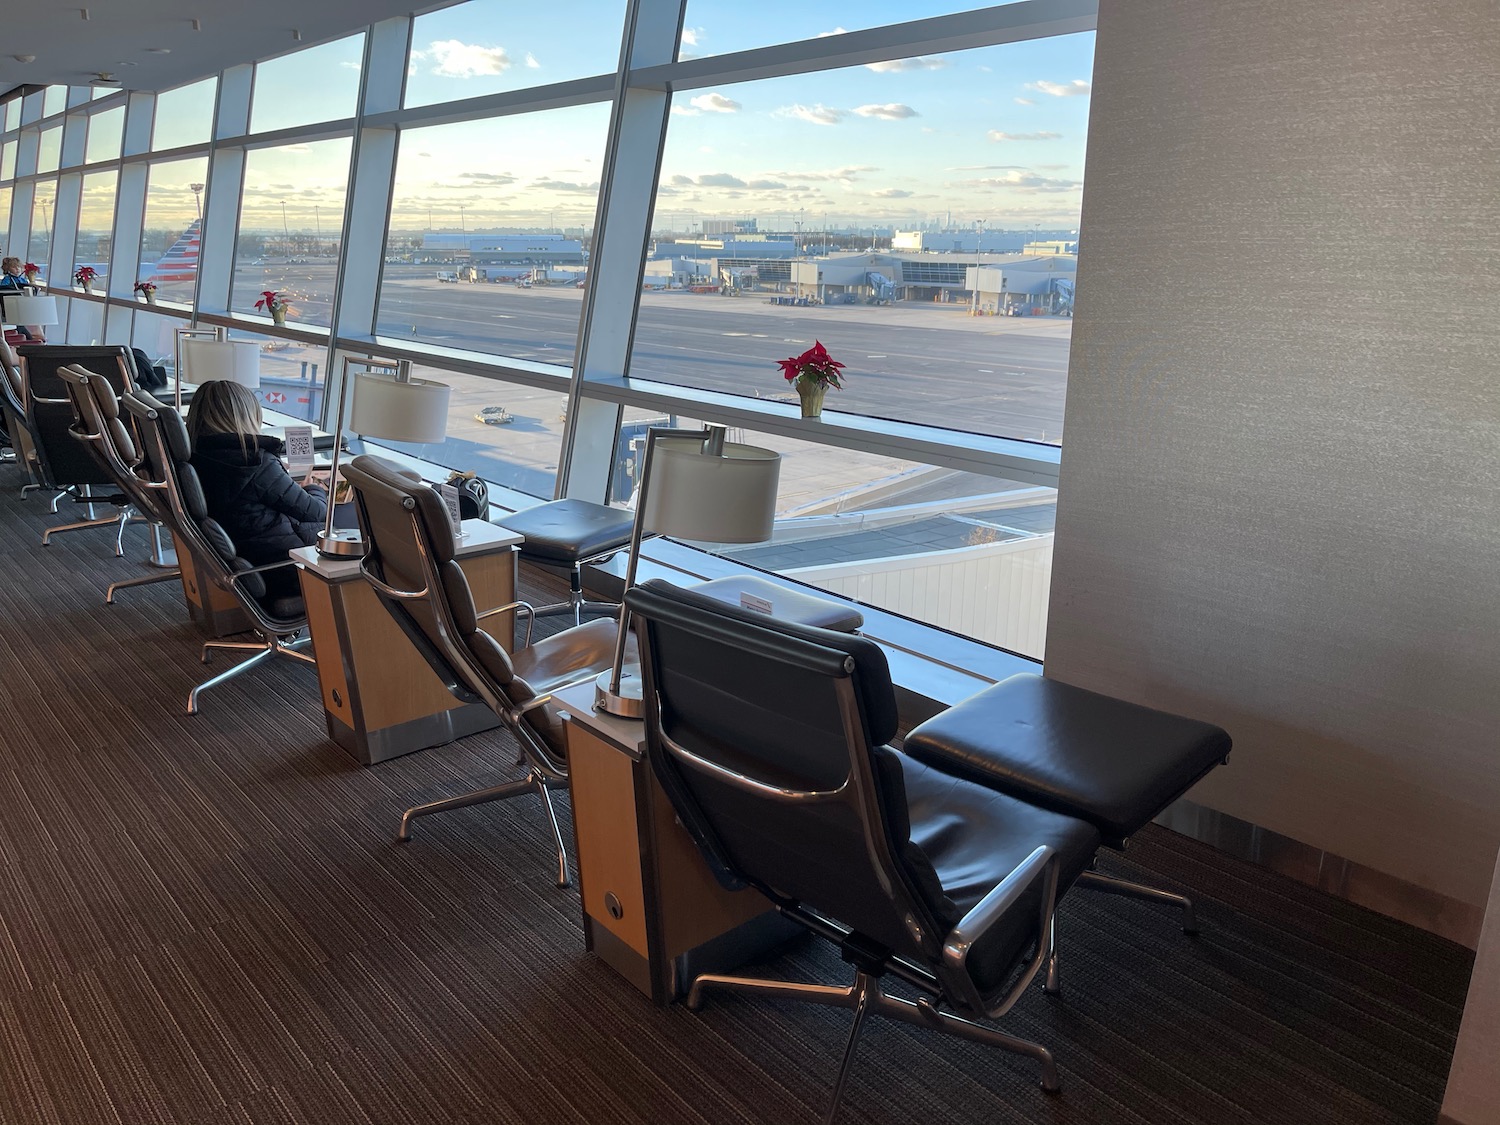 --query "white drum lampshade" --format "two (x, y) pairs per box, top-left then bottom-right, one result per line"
(0, 293), (60, 328)
(349, 371), (451, 444)
(640, 437), (781, 543)
(181, 337), (262, 388)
